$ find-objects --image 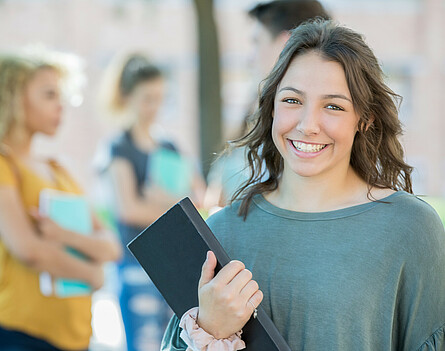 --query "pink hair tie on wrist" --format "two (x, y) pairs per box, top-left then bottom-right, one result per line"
(179, 307), (246, 351)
